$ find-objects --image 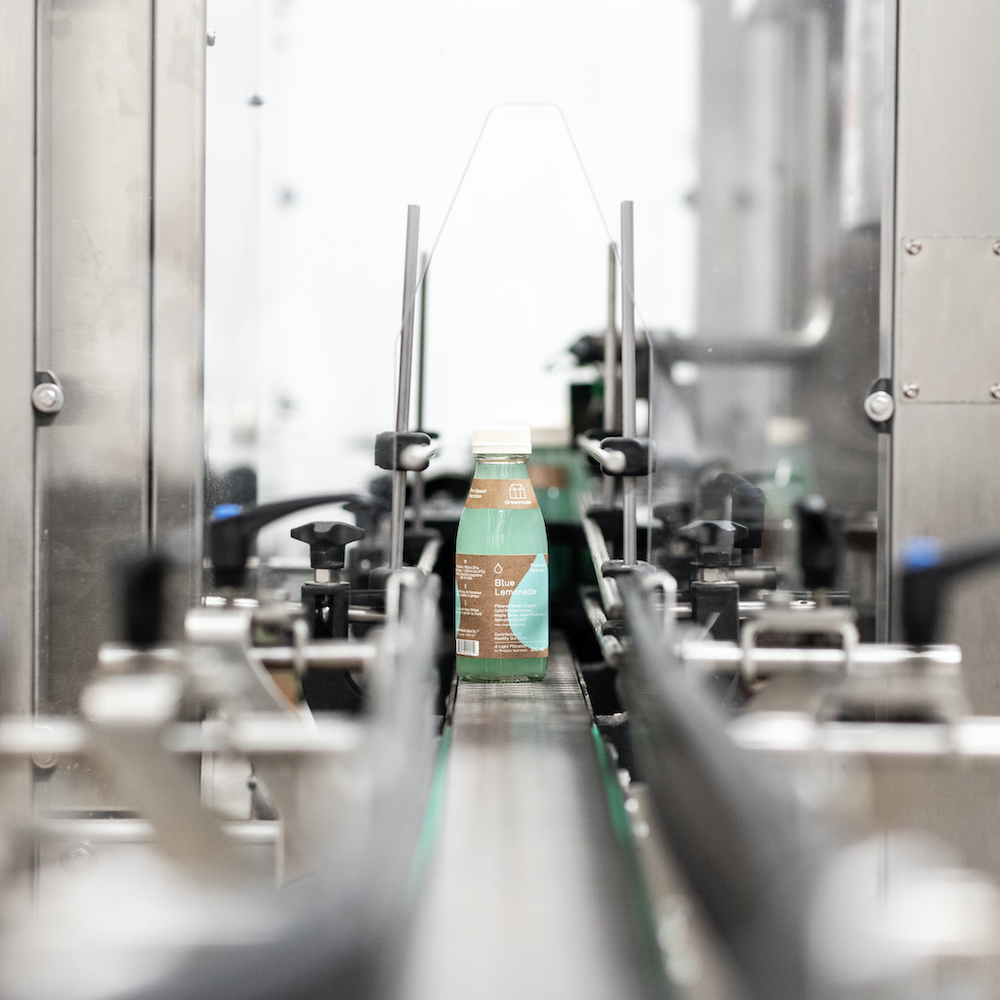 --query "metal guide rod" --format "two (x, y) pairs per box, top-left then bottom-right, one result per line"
(414, 251), (429, 531)
(620, 202), (637, 565)
(602, 242), (618, 506)
(390, 205), (421, 569)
